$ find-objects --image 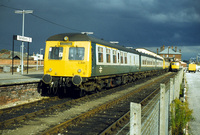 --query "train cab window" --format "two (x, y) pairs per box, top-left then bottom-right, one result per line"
(48, 47), (63, 60)
(69, 47), (85, 60)
(98, 47), (103, 62)
(106, 48), (111, 63)
(113, 50), (117, 63)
